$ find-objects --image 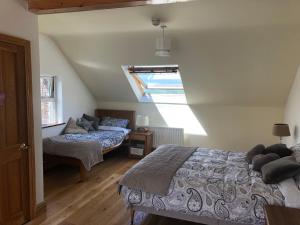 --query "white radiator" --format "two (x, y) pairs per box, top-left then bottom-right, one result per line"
(149, 127), (184, 147)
